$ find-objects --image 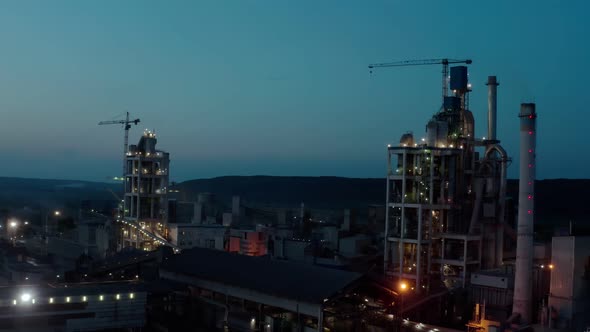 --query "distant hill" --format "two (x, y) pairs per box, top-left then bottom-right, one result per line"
(173, 176), (590, 228)
(1, 176), (588, 233)
(174, 176), (384, 209)
(506, 178), (590, 228)
(0, 177), (122, 210)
